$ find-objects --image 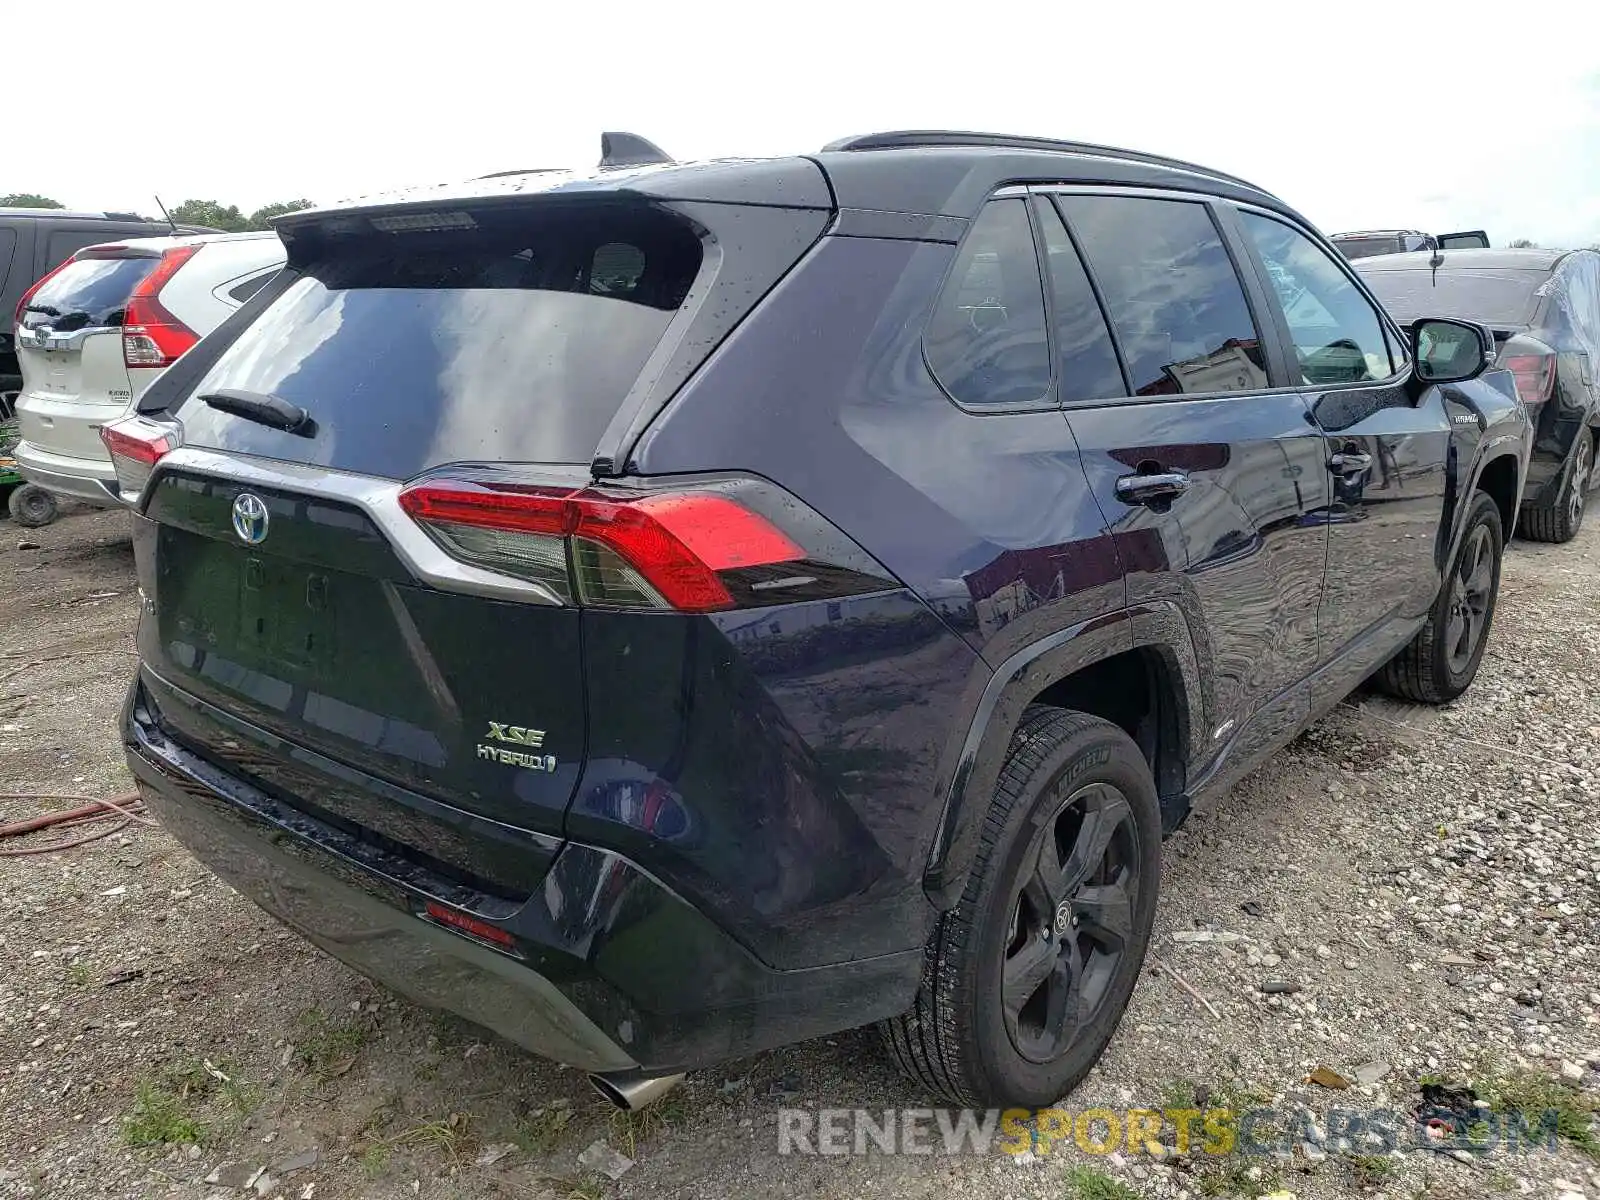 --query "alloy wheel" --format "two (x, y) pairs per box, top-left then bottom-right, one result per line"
(1445, 525), (1494, 675)
(1001, 782), (1141, 1064)
(1569, 437), (1592, 528)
